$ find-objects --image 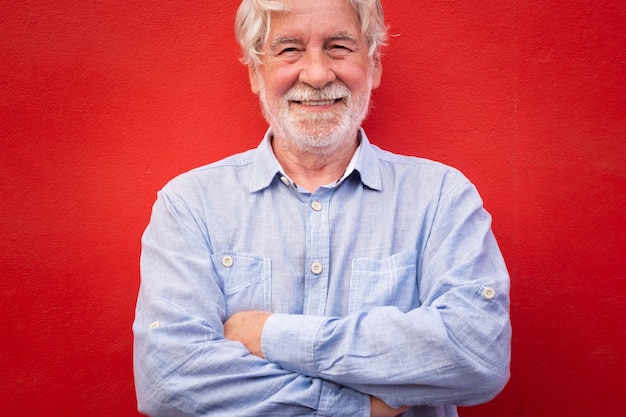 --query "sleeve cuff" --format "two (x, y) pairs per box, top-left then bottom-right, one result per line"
(262, 313), (327, 377)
